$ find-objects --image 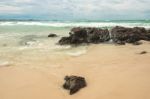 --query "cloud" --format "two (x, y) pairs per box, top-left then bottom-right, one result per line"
(0, 0), (150, 20)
